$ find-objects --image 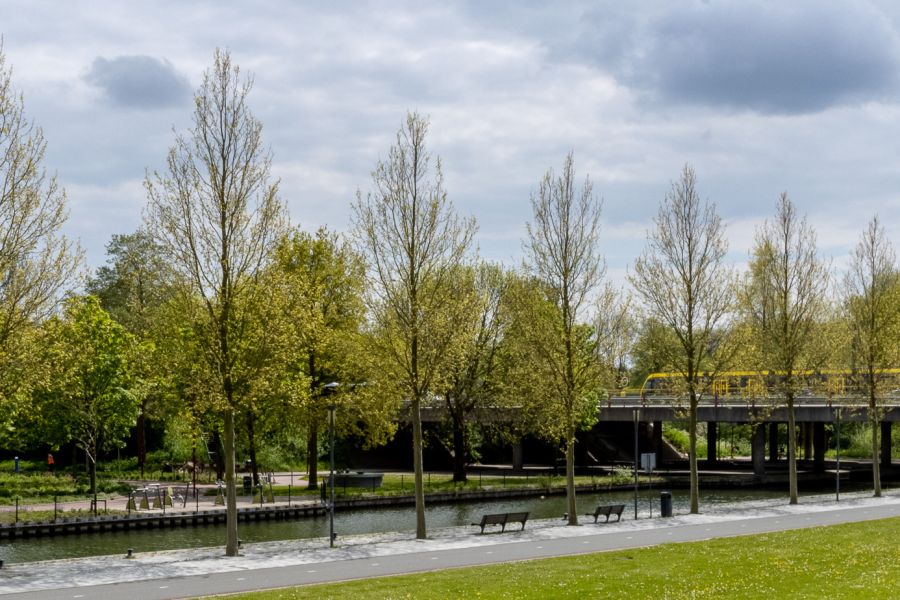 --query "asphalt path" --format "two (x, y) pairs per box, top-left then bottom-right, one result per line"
(6, 501), (900, 600)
